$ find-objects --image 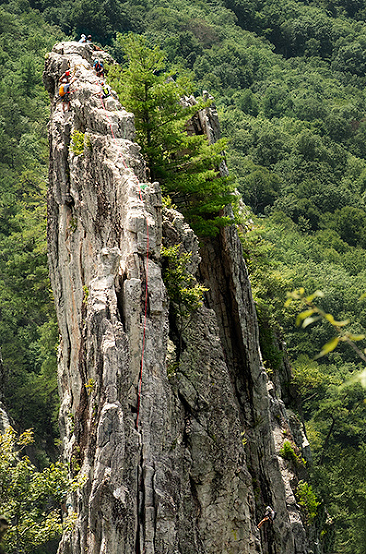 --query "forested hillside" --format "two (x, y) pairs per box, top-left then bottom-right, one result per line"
(2, 0), (366, 551)
(0, 1), (63, 461)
